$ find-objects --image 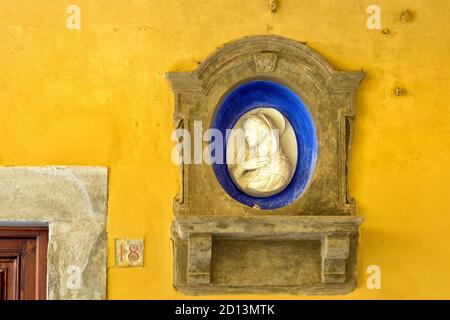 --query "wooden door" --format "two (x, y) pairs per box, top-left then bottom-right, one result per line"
(0, 226), (48, 300)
